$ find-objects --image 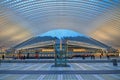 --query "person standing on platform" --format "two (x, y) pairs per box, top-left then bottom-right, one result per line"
(91, 55), (93, 59)
(12, 54), (15, 59)
(100, 55), (102, 59)
(107, 55), (110, 59)
(35, 52), (39, 59)
(27, 53), (29, 59)
(23, 55), (26, 60)
(93, 55), (95, 59)
(82, 55), (85, 60)
(2, 54), (5, 60)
